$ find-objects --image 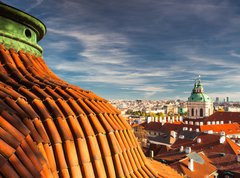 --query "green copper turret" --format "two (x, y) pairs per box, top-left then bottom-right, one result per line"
(0, 2), (46, 56)
(188, 78), (212, 102)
